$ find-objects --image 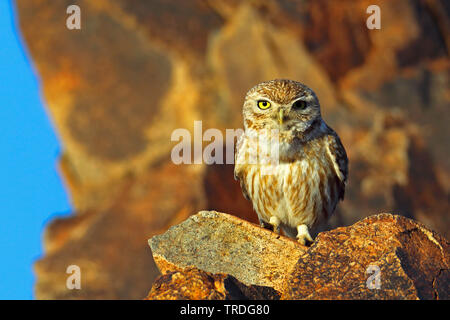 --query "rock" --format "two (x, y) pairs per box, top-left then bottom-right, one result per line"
(149, 211), (306, 293)
(149, 212), (449, 300)
(146, 267), (280, 300)
(285, 214), (449, 300)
